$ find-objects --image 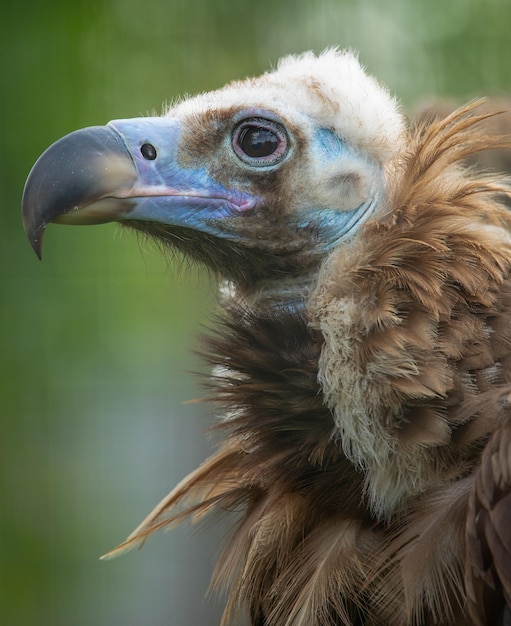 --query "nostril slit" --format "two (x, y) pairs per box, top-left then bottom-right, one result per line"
(141, 143), (157, 160)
